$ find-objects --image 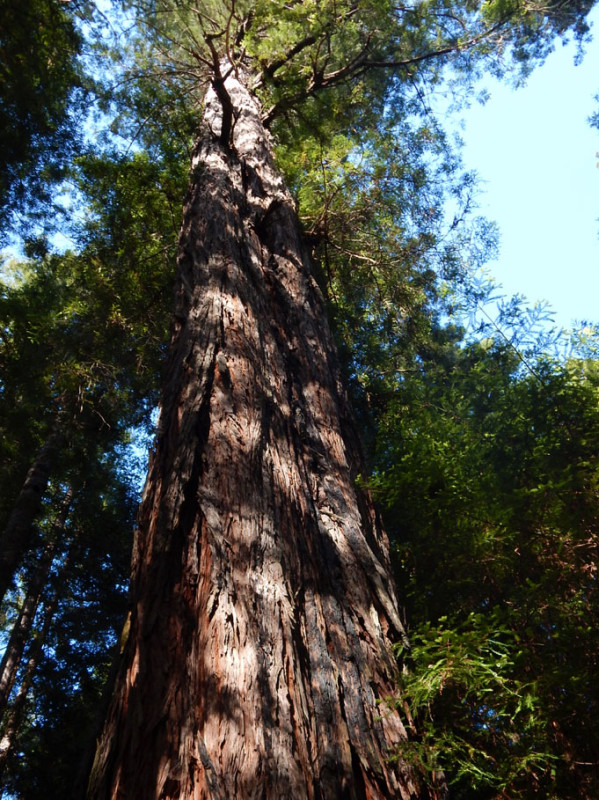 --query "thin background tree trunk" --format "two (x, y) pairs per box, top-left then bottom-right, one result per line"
(0, 421), (64, 606)
(88, 67), (422, 800)
(0, 547), (71, 779)
(0, 486), (72, 715)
